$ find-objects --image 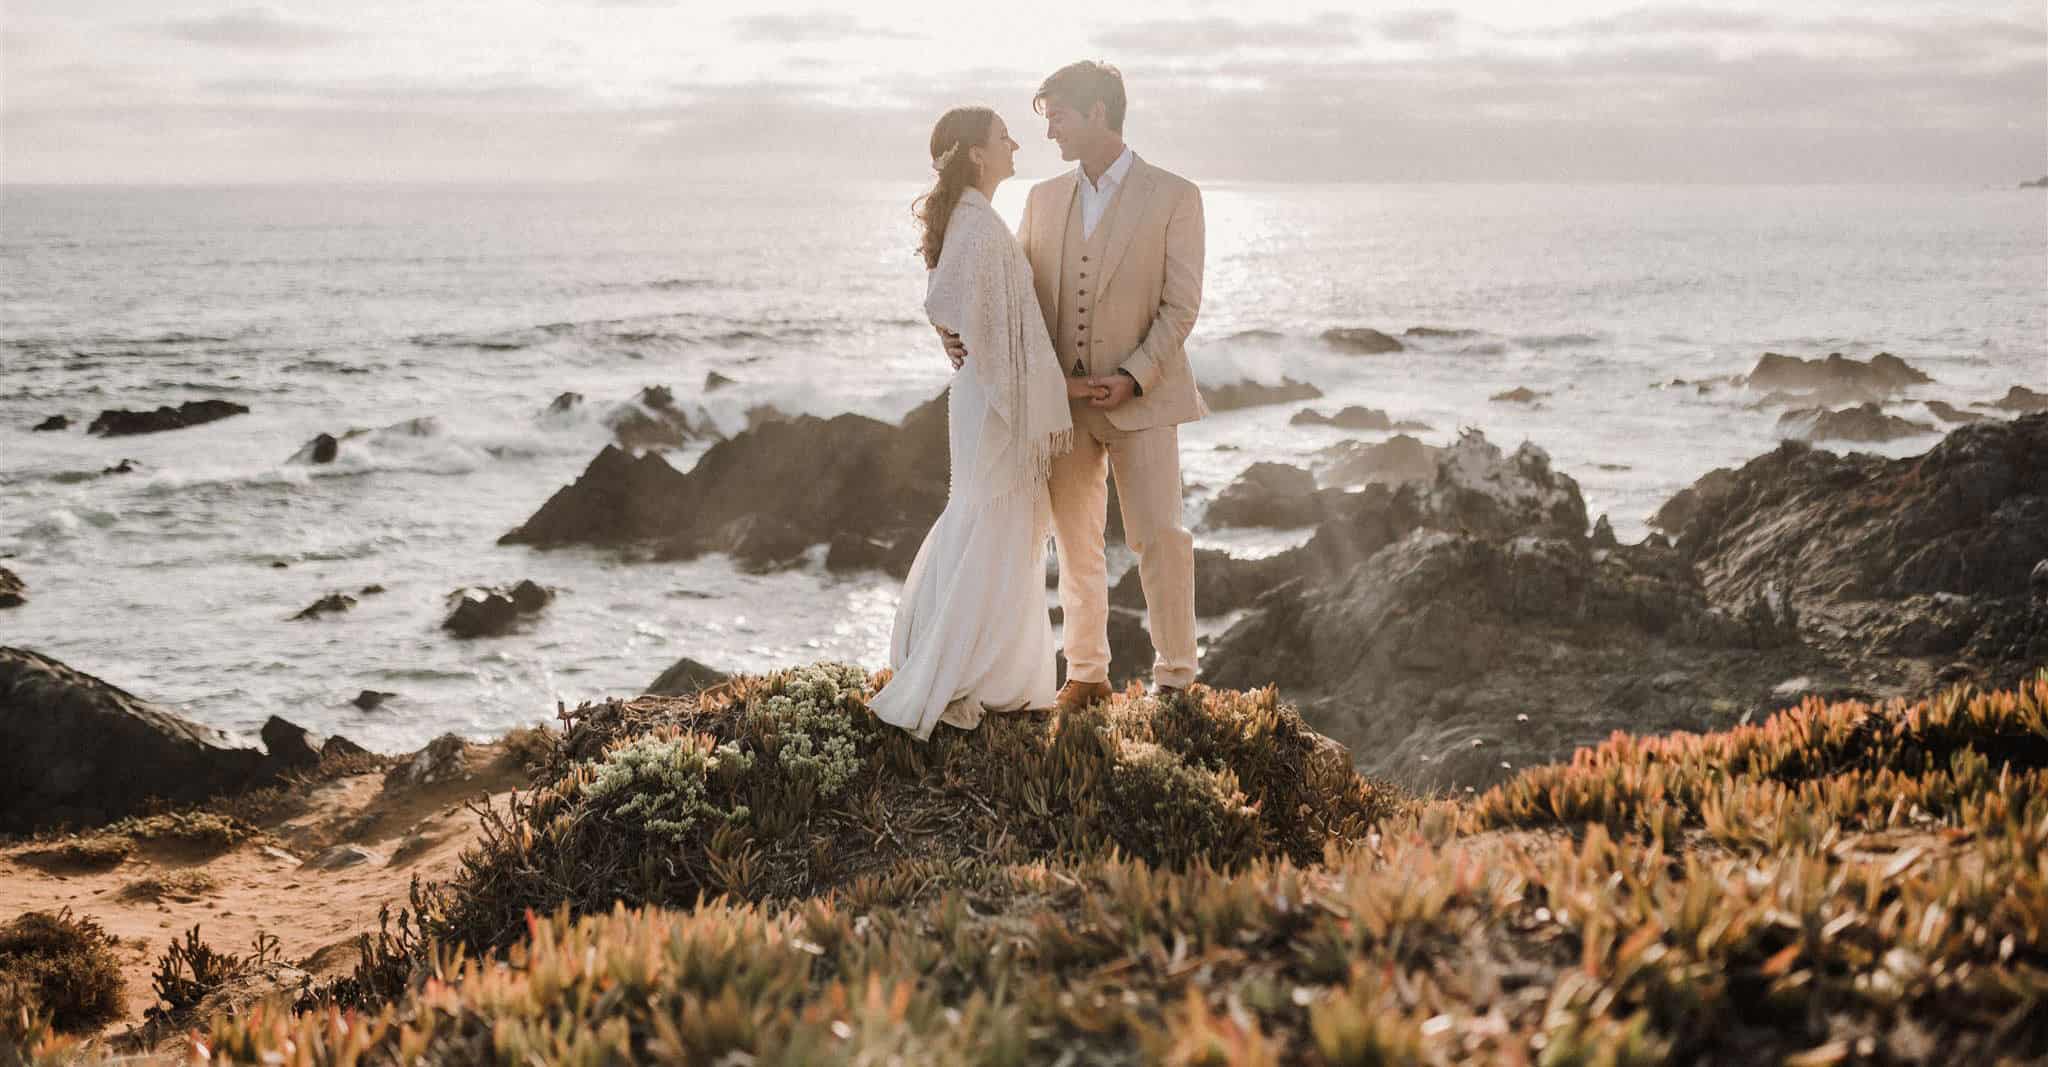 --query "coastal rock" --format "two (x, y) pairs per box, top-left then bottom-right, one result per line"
(1111, 547), (1307, 618)
(291, 593), (356, 620)
(259, 715), (323, 770)
(1198, 377), (1322, 412)
(307, 434), (340, 464)
(697, 514), (812, 573)
(352, 690), (397, 712)
(1740, 351), (1930, 407)
(0, 567), (23, 609)
(1405, 326), (1480, 339)
(101, 458), (141, 476)
(824, 530), (922, 577)
(31, 415), (68, 432)
(1776, 402), (1935, 443)
(87, 399), (249, 437)
(704, 371), (737, 391)
(385, 732), (470, 789)
(1315, 434), (1442, 489)
(1289, 405), (1422, 432)
(1056, 607), (1155, 689)
(605, 385), (706, 452)
(443, 581), (552, 638)
(646, 657), (730, 696)
(1488, 386), (1548, 405)
(1320, 327), (1404, 354)
(502, 391), (950, 576)
(1671, 415), (2048, 604)
(0, 647), (290, 833)
(1204, 463), (1338, 530)
(1925, 400), (1988, 424)
(547, 391), (584, 415)
(1422, 429), (1587, 541)
(1976, 385), (2048, 413)
(287, 417), (440, 465)
(1647, 467), (1738, 538)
